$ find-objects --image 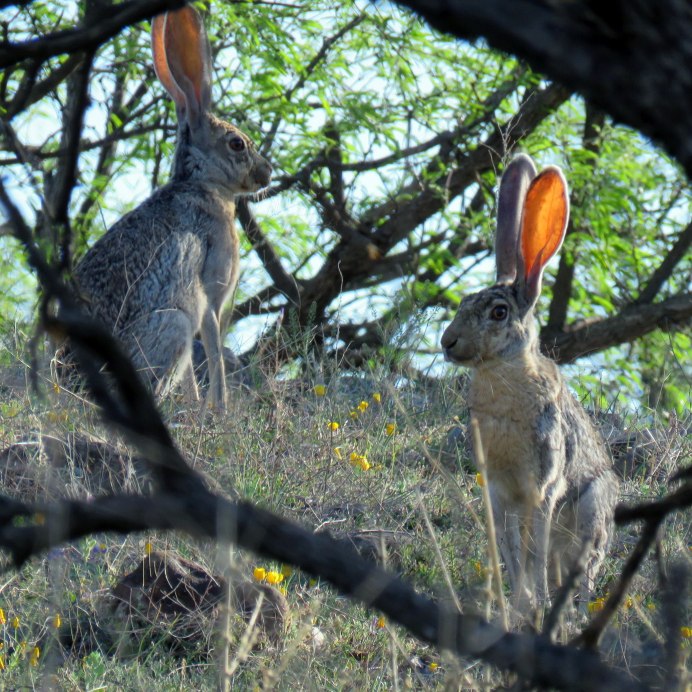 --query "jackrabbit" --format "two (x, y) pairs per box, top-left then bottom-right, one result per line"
(441, 154), (618, 612)
(71, 6), (272, 409)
